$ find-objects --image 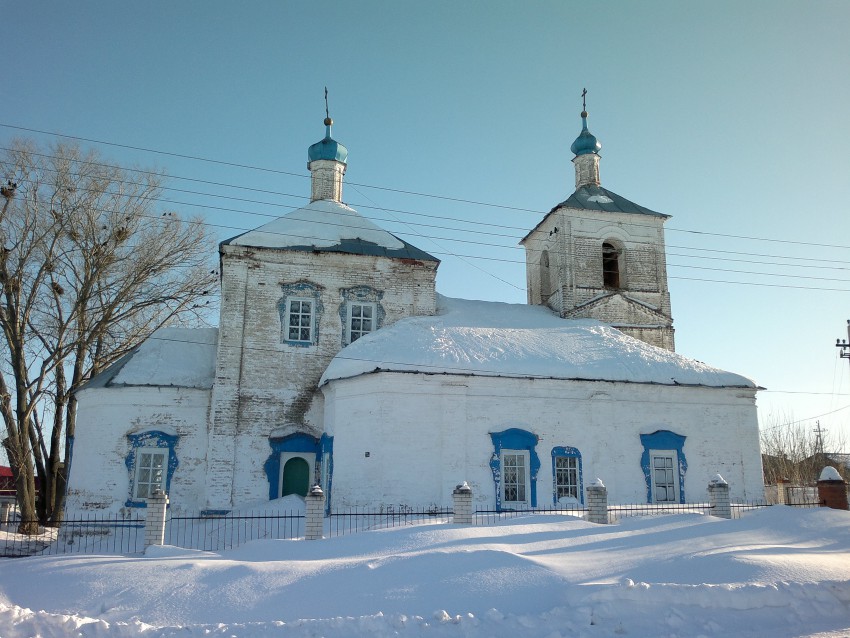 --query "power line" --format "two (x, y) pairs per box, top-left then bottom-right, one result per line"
(4, 129), (850, 253)
(5, 134), (850, 293)
(7, 171), (850, 282)
(119, 333), (850, 426)
(6, 187), (850, 292)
